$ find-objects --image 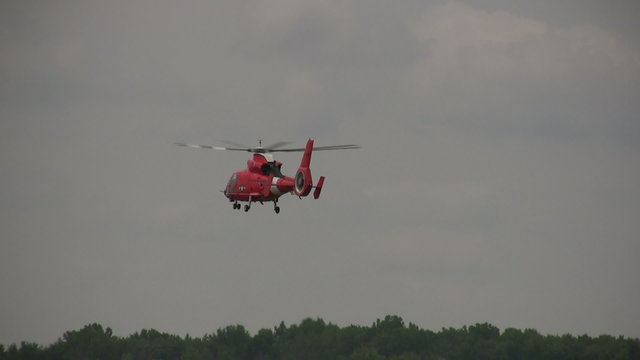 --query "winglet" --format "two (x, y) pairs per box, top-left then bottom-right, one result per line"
(313, 176), (325, 199)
